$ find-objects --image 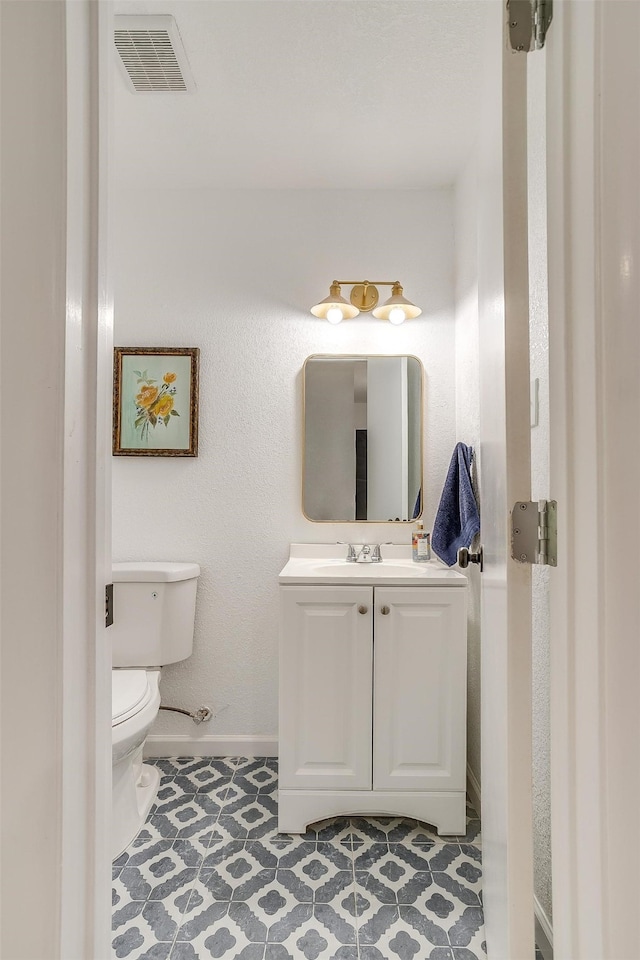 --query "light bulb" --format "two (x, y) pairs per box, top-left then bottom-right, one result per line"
(326, 306), (344, 324)
(388, 307), (406, 325)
